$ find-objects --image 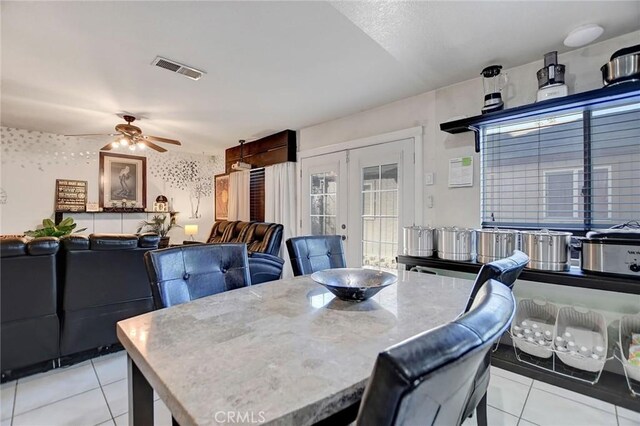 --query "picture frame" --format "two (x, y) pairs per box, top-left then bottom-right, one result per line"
(214, 173), (229, 221)
(99, 152), (147, 209)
